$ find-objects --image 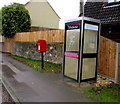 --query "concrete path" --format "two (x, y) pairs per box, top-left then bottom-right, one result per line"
(2, 53), (95, 102)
